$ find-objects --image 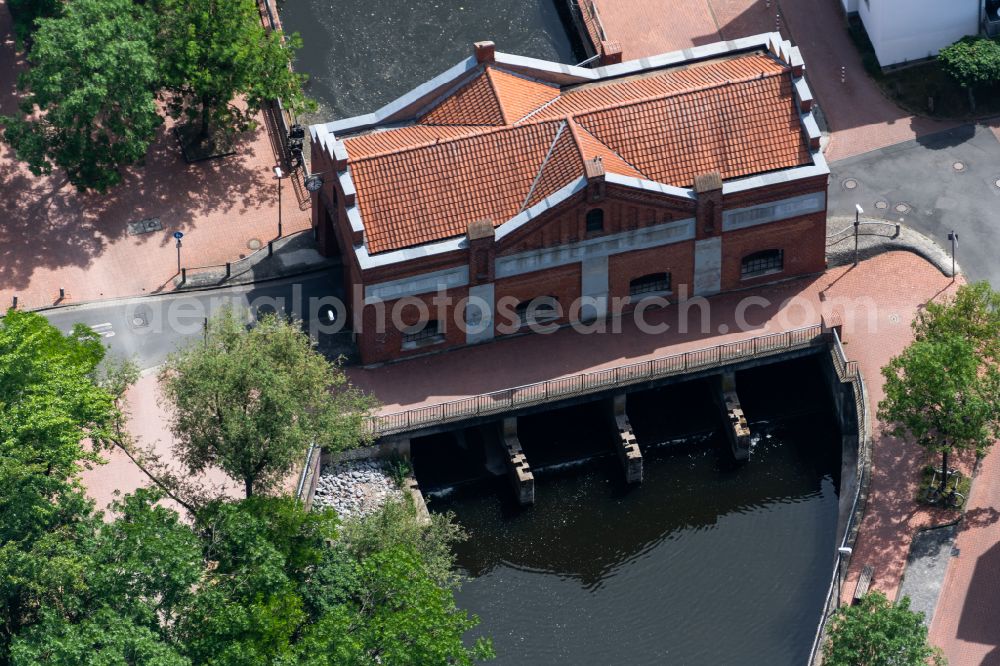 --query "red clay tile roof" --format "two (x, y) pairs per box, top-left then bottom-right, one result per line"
(343, 51), (811, 254)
